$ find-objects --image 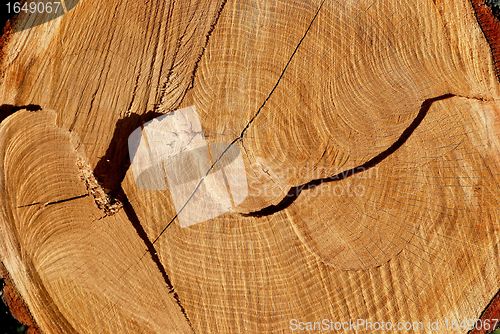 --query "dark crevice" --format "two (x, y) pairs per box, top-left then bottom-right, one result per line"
(44, 194), (88, 206)
(159, 0), (229, 112)
(151, 0), (327, 240)
(94, 111), (164, 197)
(120, 196), (195, 332)
(0, 104), (42, 124)
(17, 194), (88, 208)
(245, 93), (455, 217)
(93, 112), (194, 331)
(186, 0), (228, 91)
